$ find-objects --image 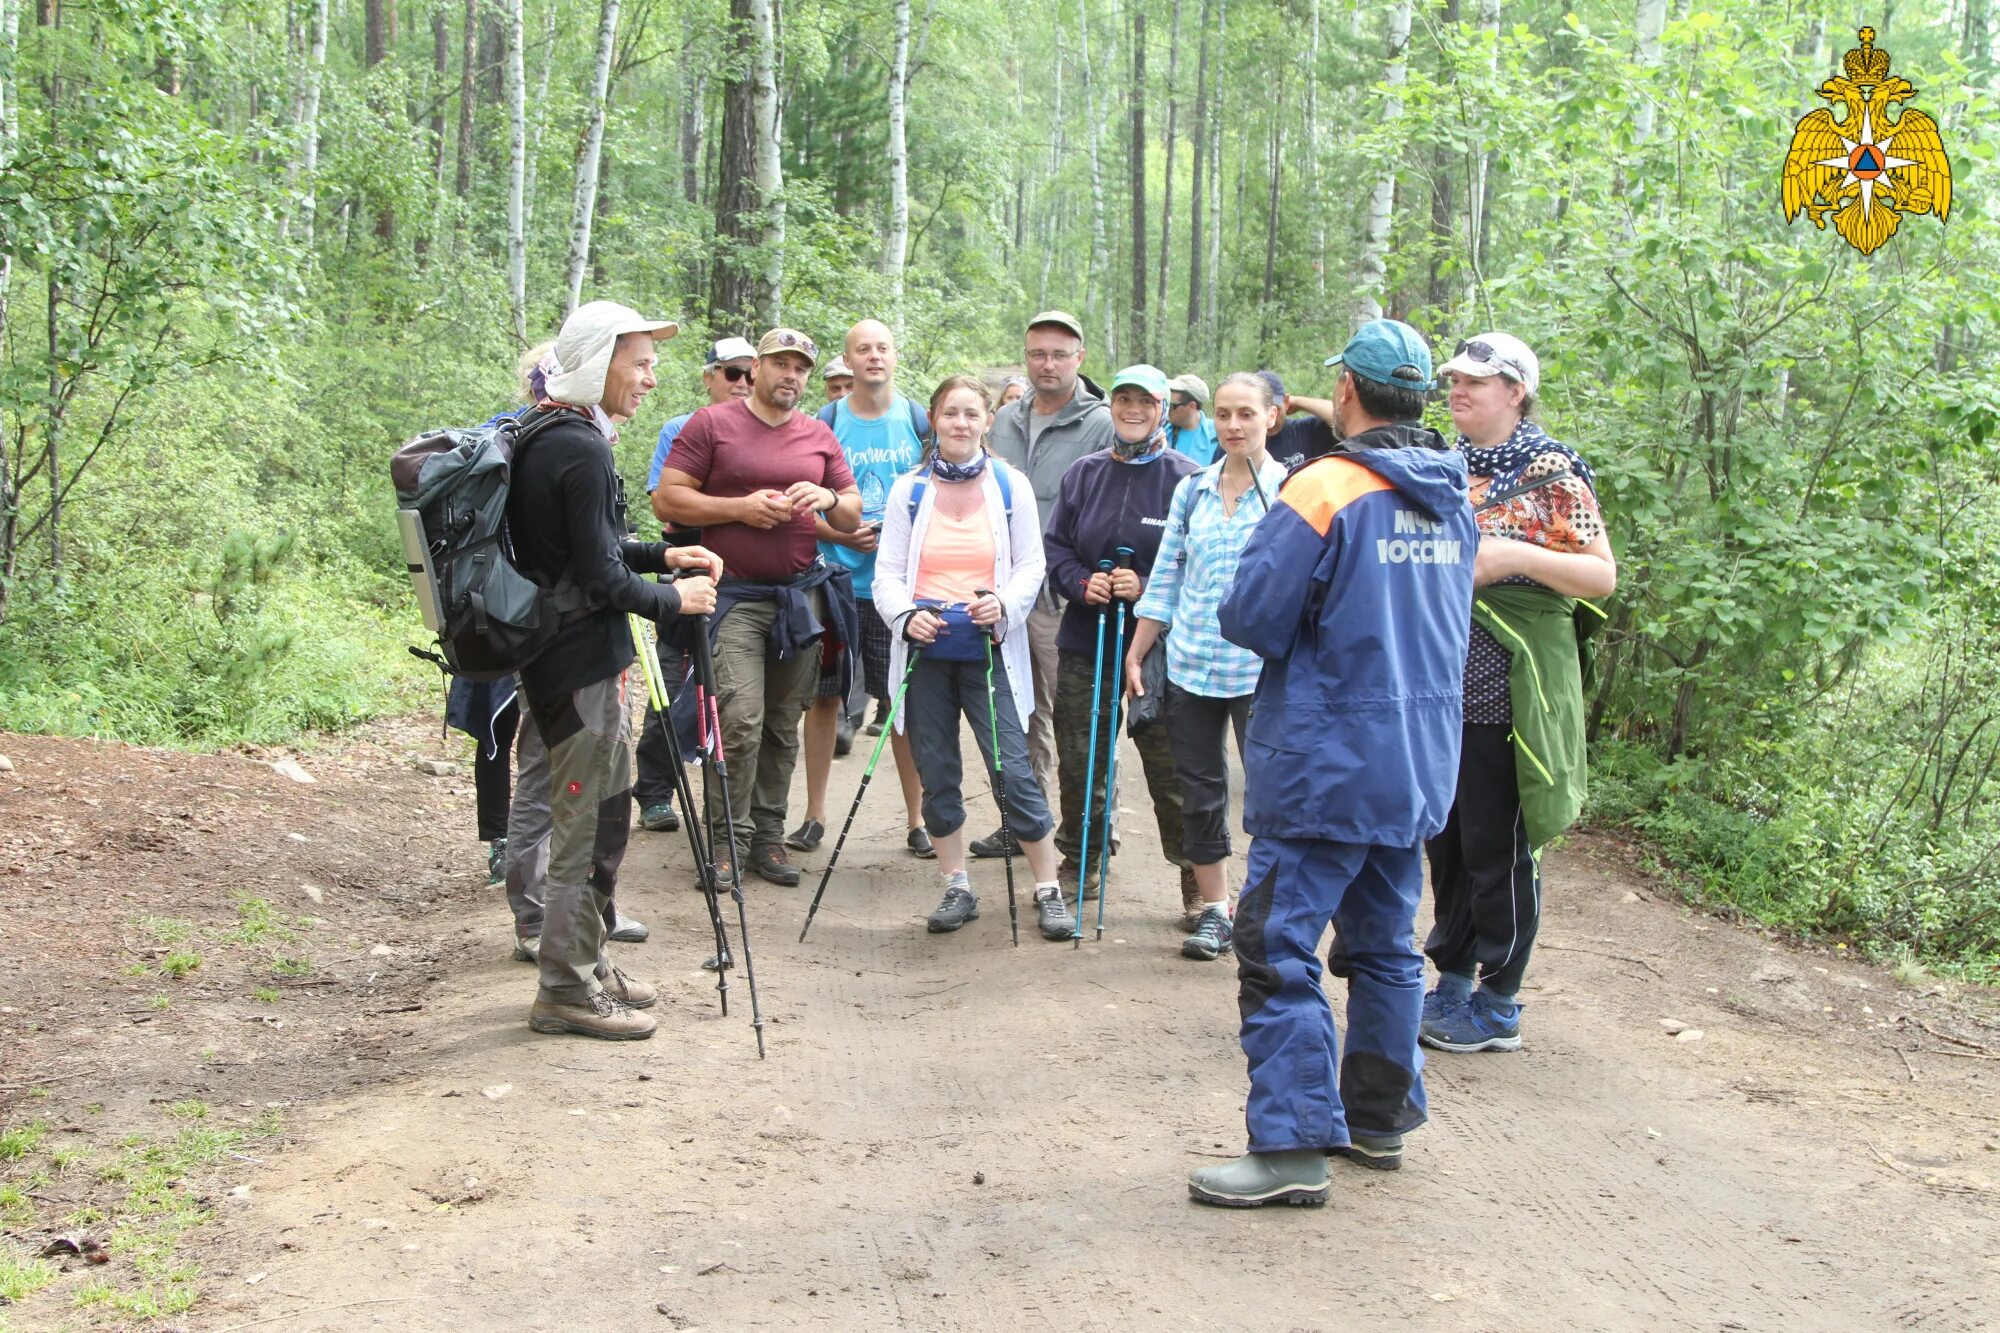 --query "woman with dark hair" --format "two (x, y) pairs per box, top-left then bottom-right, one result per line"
(1126, 371), (1289, 960)
(1421, 330), (1618, 1053)
(872, 375), (1071, 940)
